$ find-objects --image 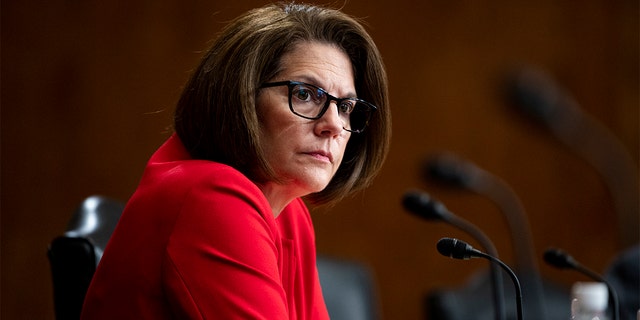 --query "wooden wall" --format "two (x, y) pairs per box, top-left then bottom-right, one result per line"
(2, 1), (637, 319)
